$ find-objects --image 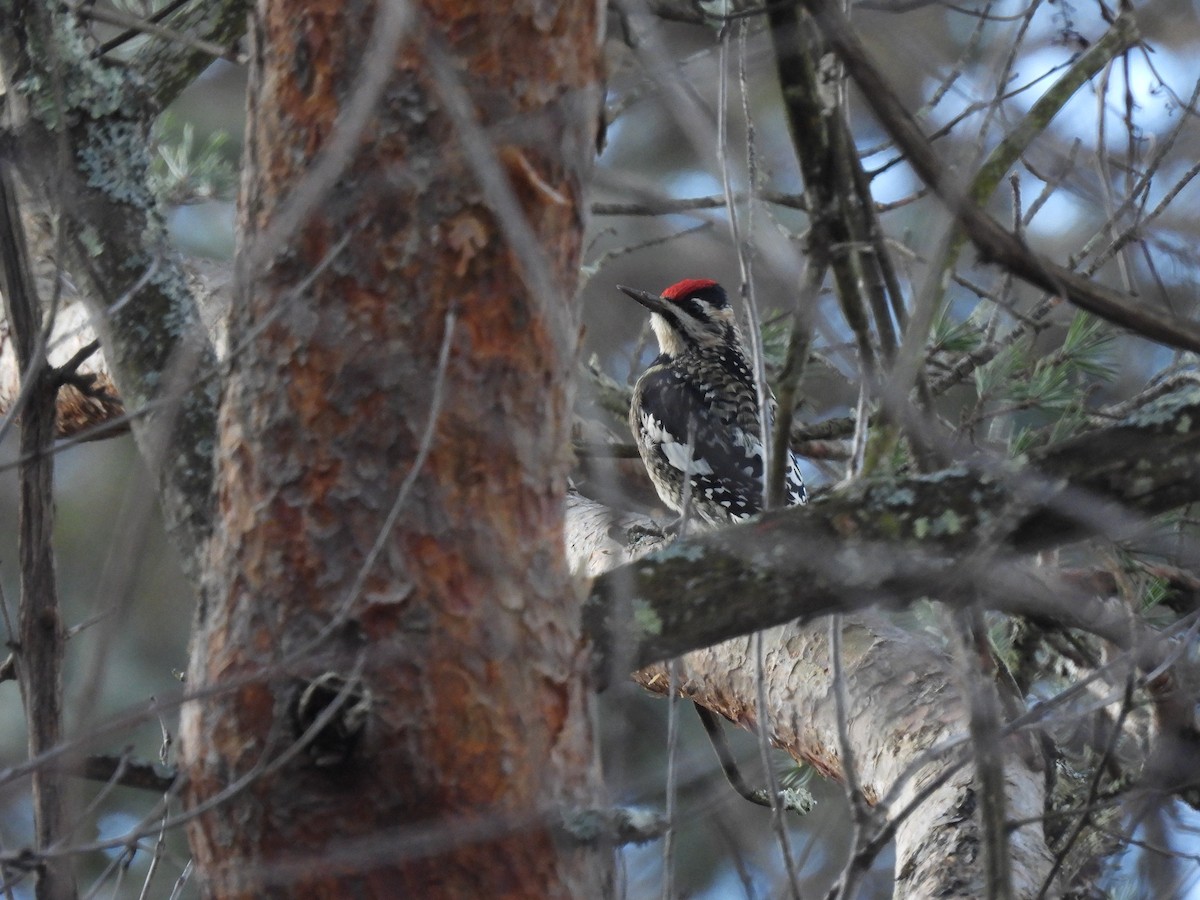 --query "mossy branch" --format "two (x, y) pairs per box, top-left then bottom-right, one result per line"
(585, 385), (1200, 673)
